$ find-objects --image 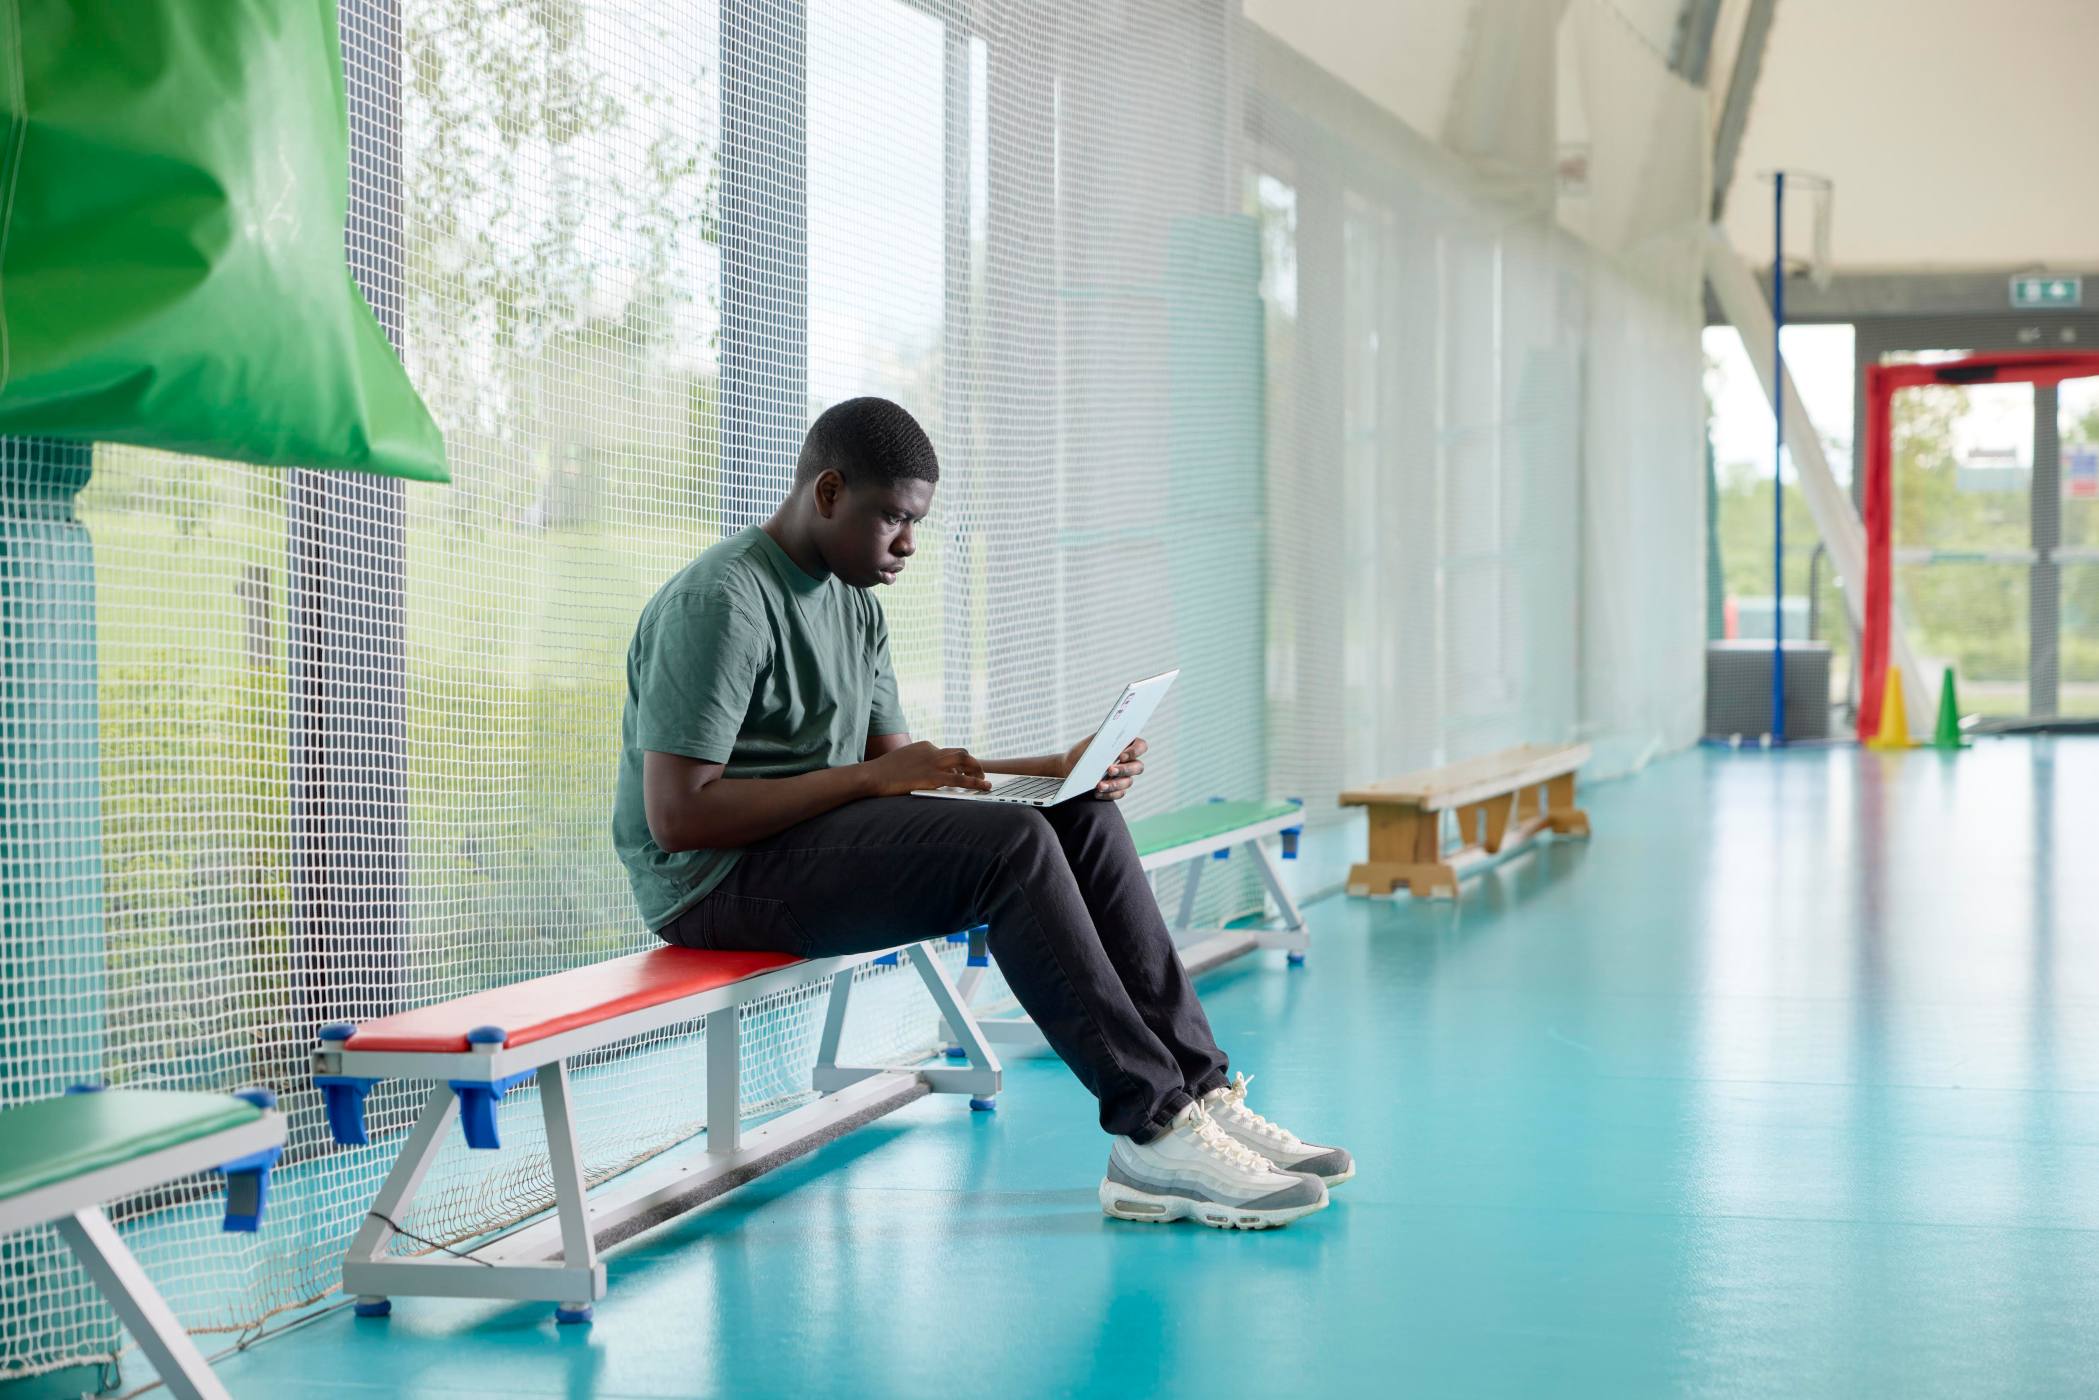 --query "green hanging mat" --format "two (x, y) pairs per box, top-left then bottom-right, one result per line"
(0, 0), (447, 481)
